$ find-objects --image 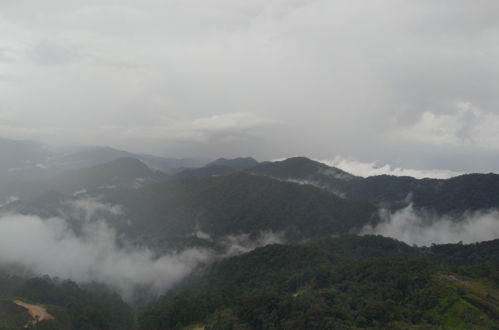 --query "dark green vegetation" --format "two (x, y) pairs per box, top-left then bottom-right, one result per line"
(9, 155), (499, 248)
(0, 275), (133, 330)
(0, 300), (31, 330)
(138, 236), (499, 330)
(249, 157), (499, 214)
(6, 169), (378, 250)
(102, 173), (378, 249)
